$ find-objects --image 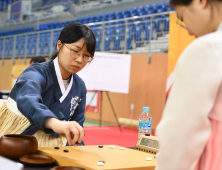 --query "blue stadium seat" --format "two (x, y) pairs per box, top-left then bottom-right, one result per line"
(74, 18), (80, 23)
(27, 35), (32, 55)
(33, 34), (37, 55)
(46, 32), (51, 54)
(155, 14), (170, 32)
(89, 25), (96, 33)
(18, 36), (25, 55)
(81, 17), (88, 24)
(9, 37), (14, 56)
(104, 36), (111, 51)
(4, 40), (8, 56)
(100, 14), (106, 22)
(156, 15), (164, 32)
(38, 24), (45, 31)
(39, 33), (45, 54)
(151, 4), (157, 13)
(56, 22), (62, 28)
(127, 8), (134, 17)
(113, 22), (122, 50)
(157, 2), (166, 13)
(0, 38), (3, 56)
(114, 11), (121, 19)
(164, 15), (169, 31)
(107, 12), (114, 20)
(27, 34), (37, 55)
(78, 18), (84, 23)
(144, 18), (156, 40)
(94, 15), (100, 22)
(88, 16), (95, 23)
(104, 23), (113, 51)
(95, 25), (102, 51)
(20, 36), (25, 55)
(134, 22), (143, 41)
(16, 36), (21, 55)
(143, 5), (154, 15)
(47, 22), (54, 29)
(4, 37), (13, 56)
(126, 21), (134, 49)
(120, 10), (128, 18)
(53, 31), (60, 52)
(135, 6), (145, 16)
